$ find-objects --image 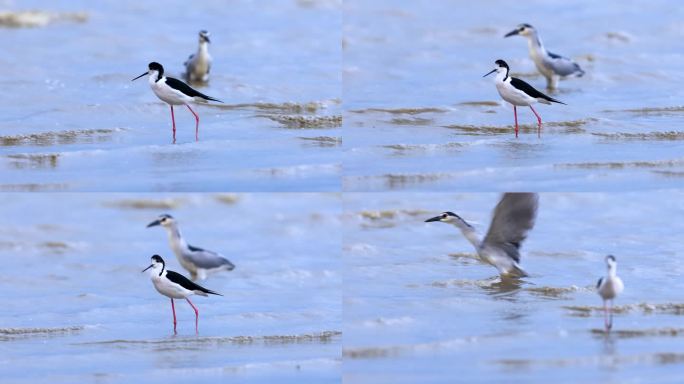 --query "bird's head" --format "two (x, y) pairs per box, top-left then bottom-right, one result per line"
(132, 62), (164, 81)
(505, 23), (536, 38)
(199, 30), (211, 44)
(605, 254), (617, 268)
(425, 211), (472, 229)
(483, 59), (509, 78)
(142, 254), (165, 275)
(147, 213), (177, 229)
